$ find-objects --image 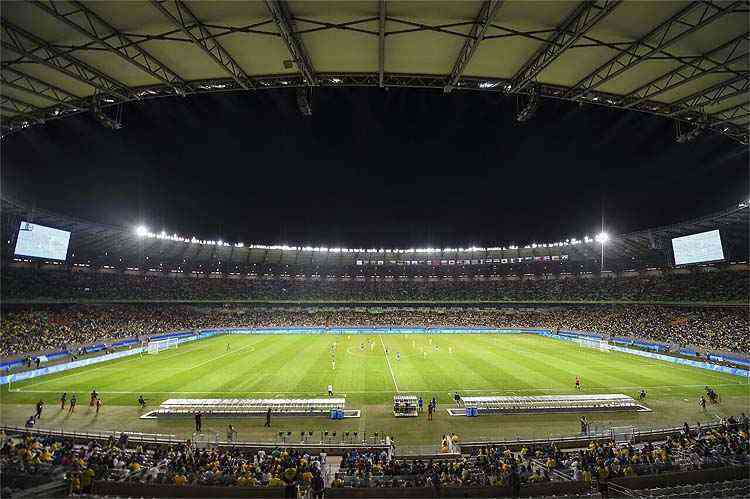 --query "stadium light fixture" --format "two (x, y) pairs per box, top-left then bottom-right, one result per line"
(516, 92), (539, 123)
(135, 225), (149, 237)
(596, 231), (609, 272)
